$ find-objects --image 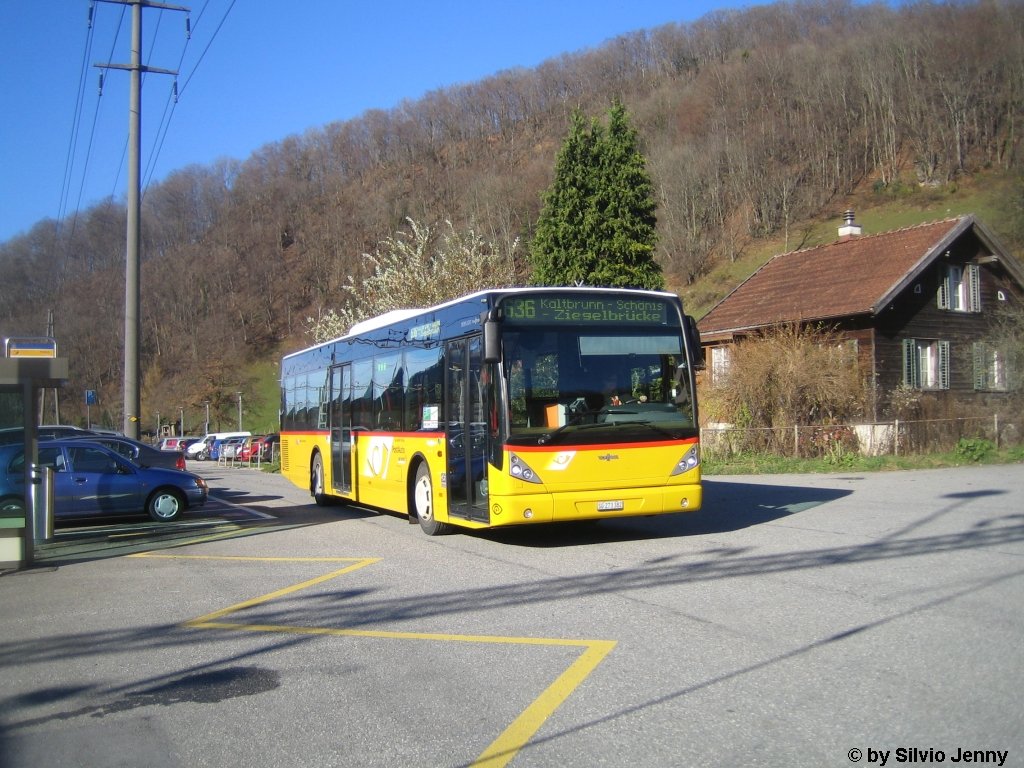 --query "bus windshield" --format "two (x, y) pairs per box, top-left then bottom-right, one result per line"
(502, 326), (695, 445)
